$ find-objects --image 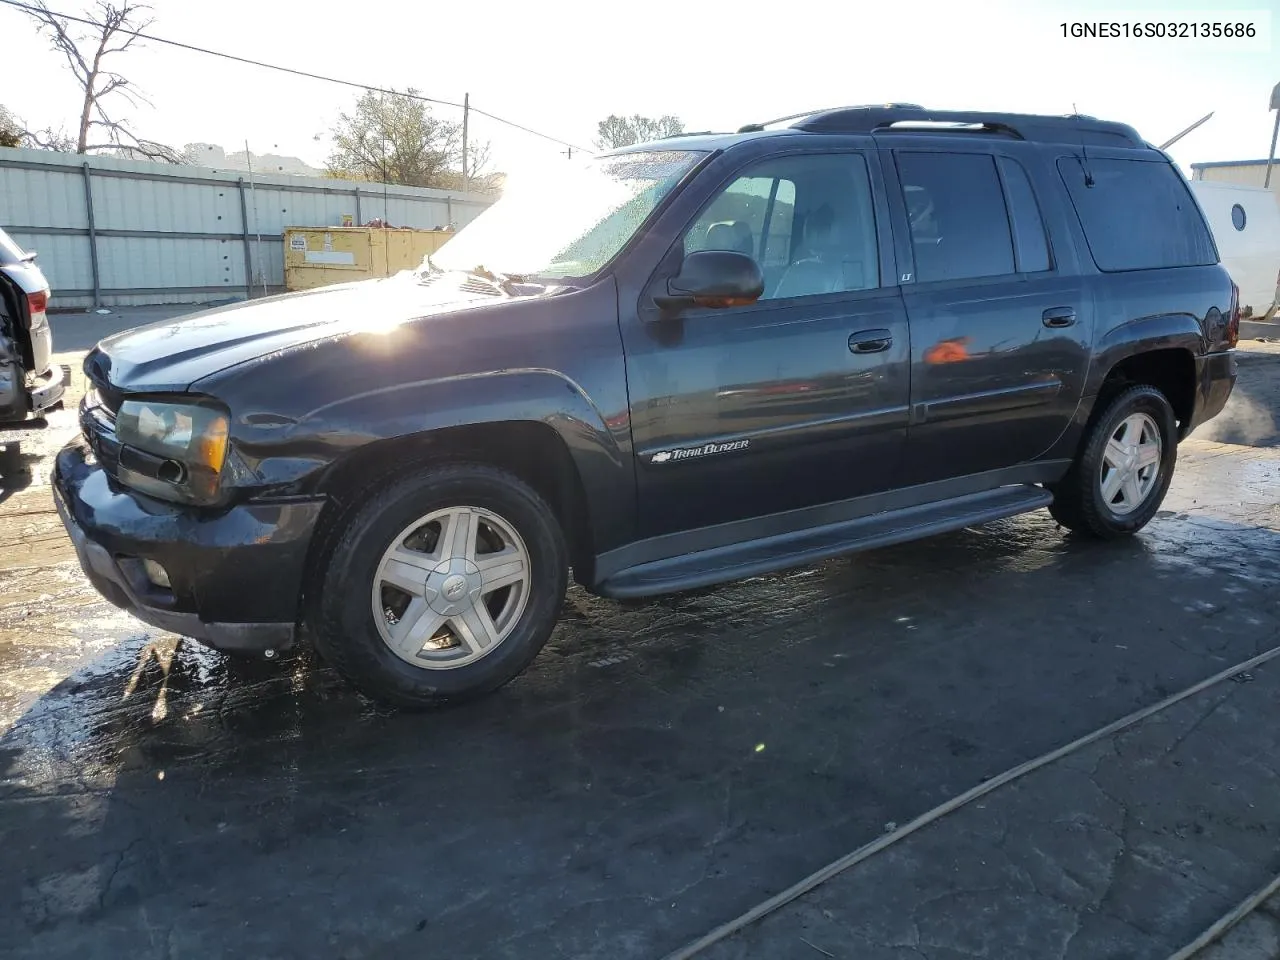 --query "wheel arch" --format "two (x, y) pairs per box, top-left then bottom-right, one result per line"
(1089, 347), (1198, 439)
(326, 417), (595, 554)
(295, 370), (633, 600)
(1086, 314), (1203, 437)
